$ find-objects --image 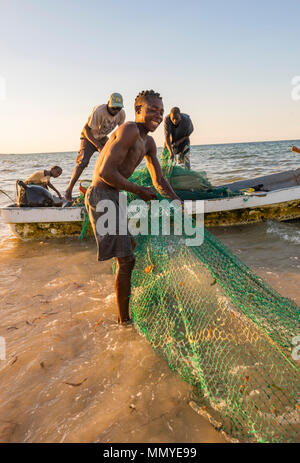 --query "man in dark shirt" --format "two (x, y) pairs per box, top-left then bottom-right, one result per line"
(163, 107), (194, 169)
